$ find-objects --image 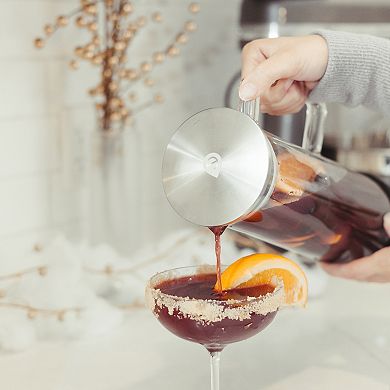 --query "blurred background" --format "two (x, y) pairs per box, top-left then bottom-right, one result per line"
(1, 0), (390, 389)
(2, 0), (390, 257)
(0, 0), (241, 254)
